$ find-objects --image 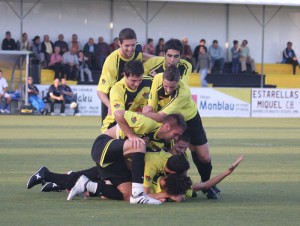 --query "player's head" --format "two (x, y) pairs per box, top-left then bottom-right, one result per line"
(171, 131), (190, 155)
(162, 65), (180, 95)
(28, 76), (33, 85)
(161, 173), (192, 196)
(123, 60), (144, 90)
(118, 28), (137, 59)
(164, 39), (183, 68)
(53, 78), (60, 86)
(161, 113), (186, 141)
(165, 155), (190, 175)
